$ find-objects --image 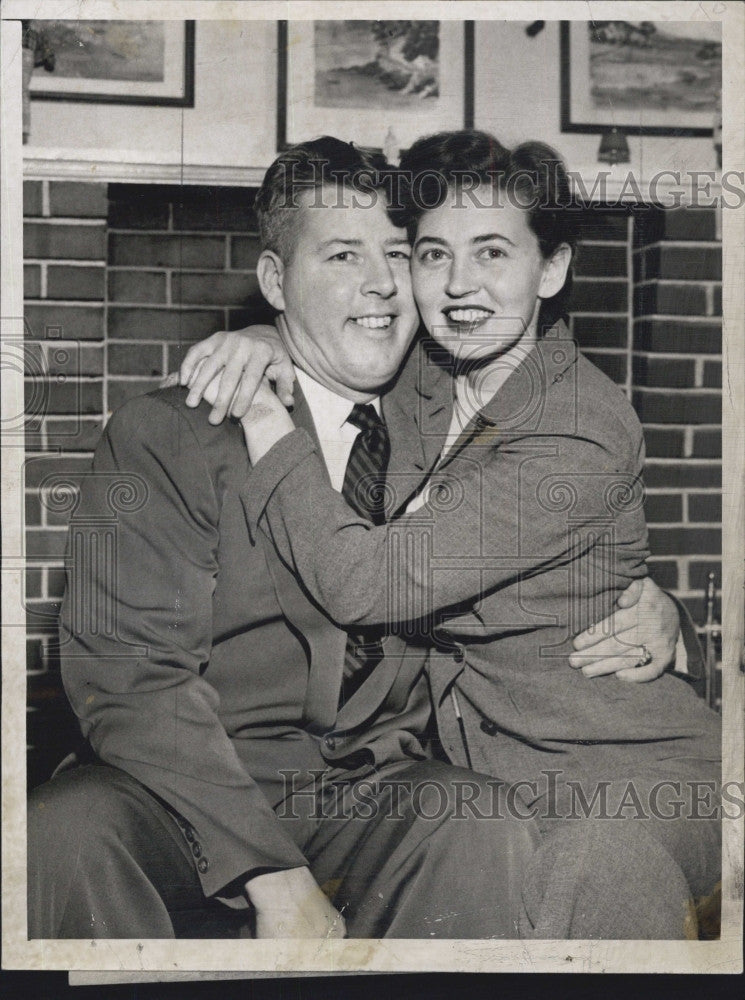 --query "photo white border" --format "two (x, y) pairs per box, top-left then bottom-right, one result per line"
(2, 0), (743, 978)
